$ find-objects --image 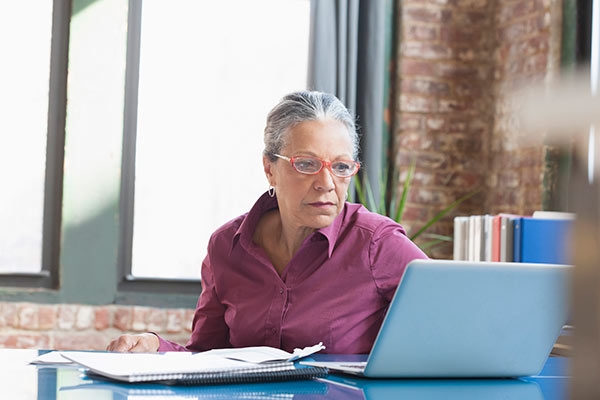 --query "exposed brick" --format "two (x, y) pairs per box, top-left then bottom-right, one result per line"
(94, 307), (112, 331)
(399, 205), (431, 222)
(404, 24), (439, 41)
(408, 187), (451, 205)
(397, 132), (433, 151)
(413, 152), (450, 170)
(426, 117), (446, 131)
(404, 4), (452, 23)
(398, 114), (425, 131)
(131, 306), (149, 332)
(438, 98), (468, 113)
(147, 308), (168, 333)
(399, 94), (437, 113)
(498, 170), (521, 188)
(18, 303), (39, 330)
(401, 78), (451, 96)
(75, 305), (94, 330)
(113, 306), (133, 331)
(408, 170), (436, 186)
(0, 303), (18, 328)
(435, 62), (488, 80)
(497, 0), (545, 26)
(57, 305), (77, 330)
(440, 27), (482, 45)
(0, 333), (50, 349)
(497, 14), (547, 43)
(497, 34), (549, 61)
(401, 59), (436, 76)
(402, 41), (453, 60)
(39, 305), (57, 330)
(167, 310), (184, 333)
(455, 0), (488, 9)
(451, 10), (489, 26)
